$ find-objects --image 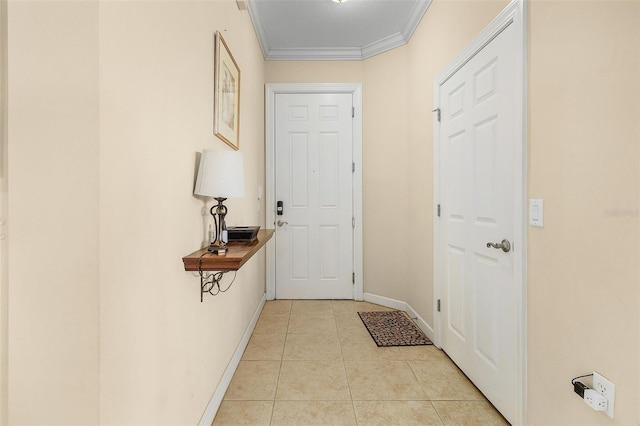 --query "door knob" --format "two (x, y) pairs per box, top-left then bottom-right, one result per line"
(277, 220), (288, 227)
(486, 239), (511, 253)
